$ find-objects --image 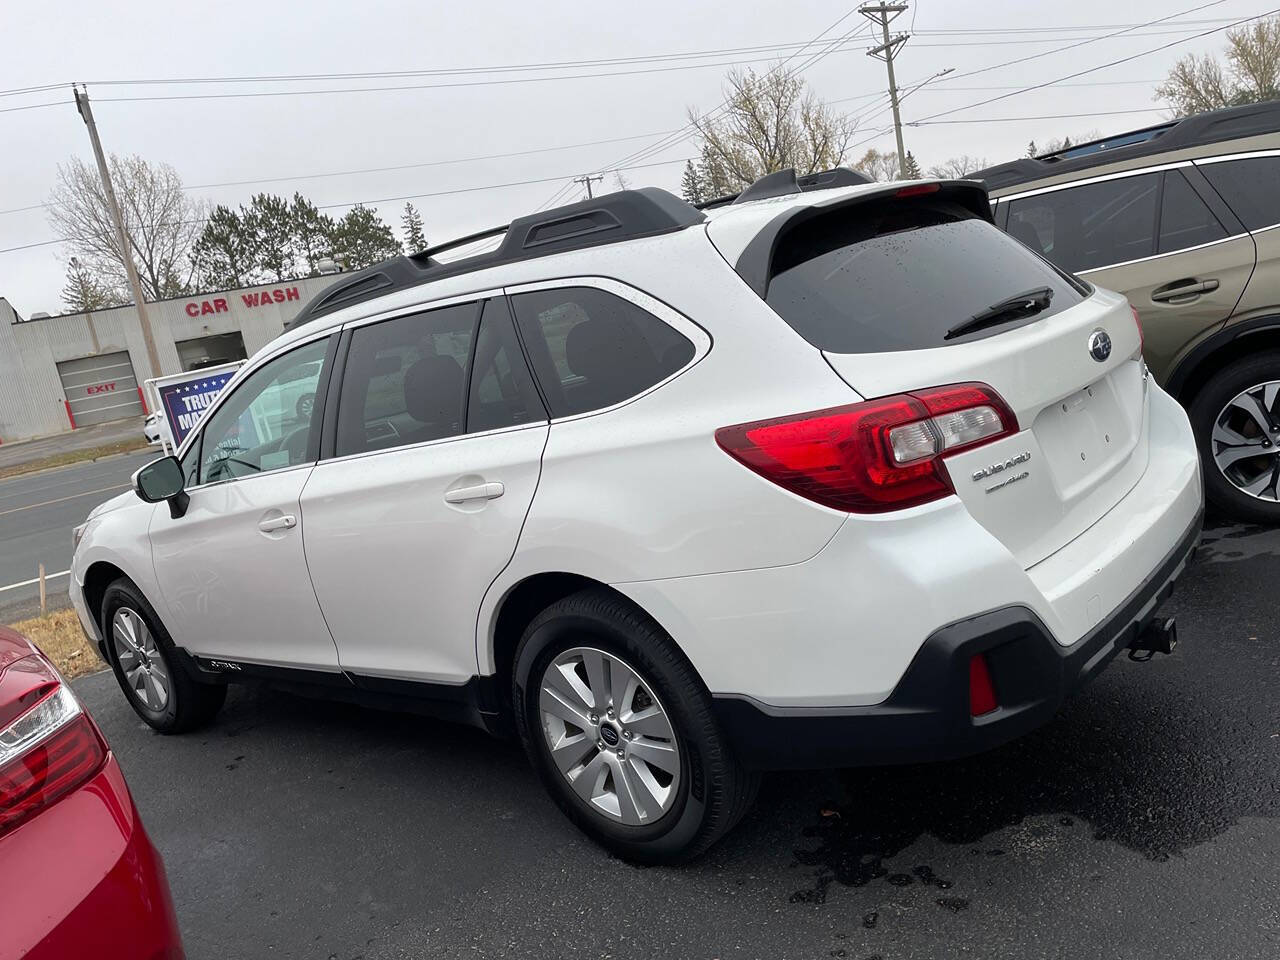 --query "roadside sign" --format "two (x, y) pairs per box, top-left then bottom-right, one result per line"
(144, 361), (244, 454)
